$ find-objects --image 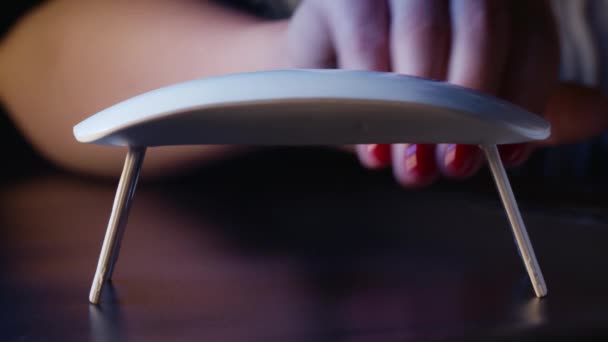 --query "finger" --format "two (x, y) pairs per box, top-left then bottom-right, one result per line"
(541, 83), (608, 145)
(496, 1), (559, 166)
(389, 0), (451, 186)
(498, 143), (535, 167)
(392, 143), (438, 188)
(321, 0), (392, 168)
(286, 0), (336, 68)
(498, 0), (559, 114)
(436, 144), (484, 179)
(330, 0), (390, 71)
(338, 144), (392, 169)
(356, 144), (392, 169)
(389, 0), (451, 78)
(439, 0), (510, 178)
(438, 143), (531, 177)
(448, 0), (510, 92)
